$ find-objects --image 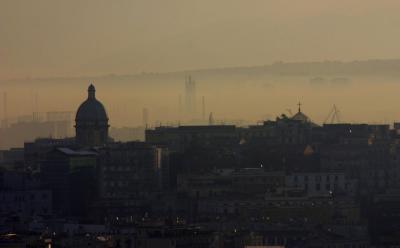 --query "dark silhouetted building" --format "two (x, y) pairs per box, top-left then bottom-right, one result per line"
(40, 147), (98, 217)
(75, 84), (109, 147)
